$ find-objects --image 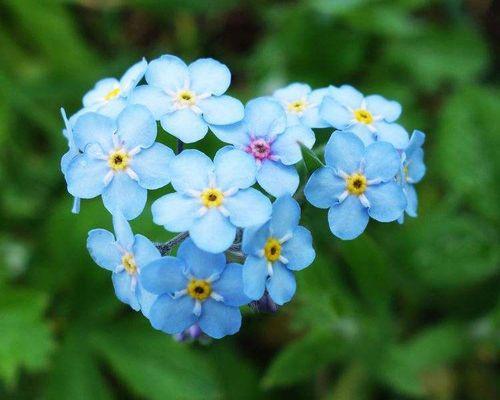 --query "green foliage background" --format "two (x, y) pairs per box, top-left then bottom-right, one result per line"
(1, 0), (499, 399)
